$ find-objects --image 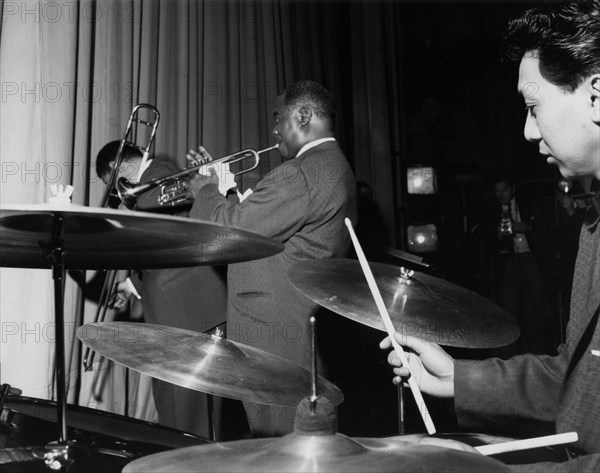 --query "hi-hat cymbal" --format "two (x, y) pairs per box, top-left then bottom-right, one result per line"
(288, 259), (519, 348)
(77, 322), (343, 407)
(122, 432), (509, 472)
(0, 204), (283, 269)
